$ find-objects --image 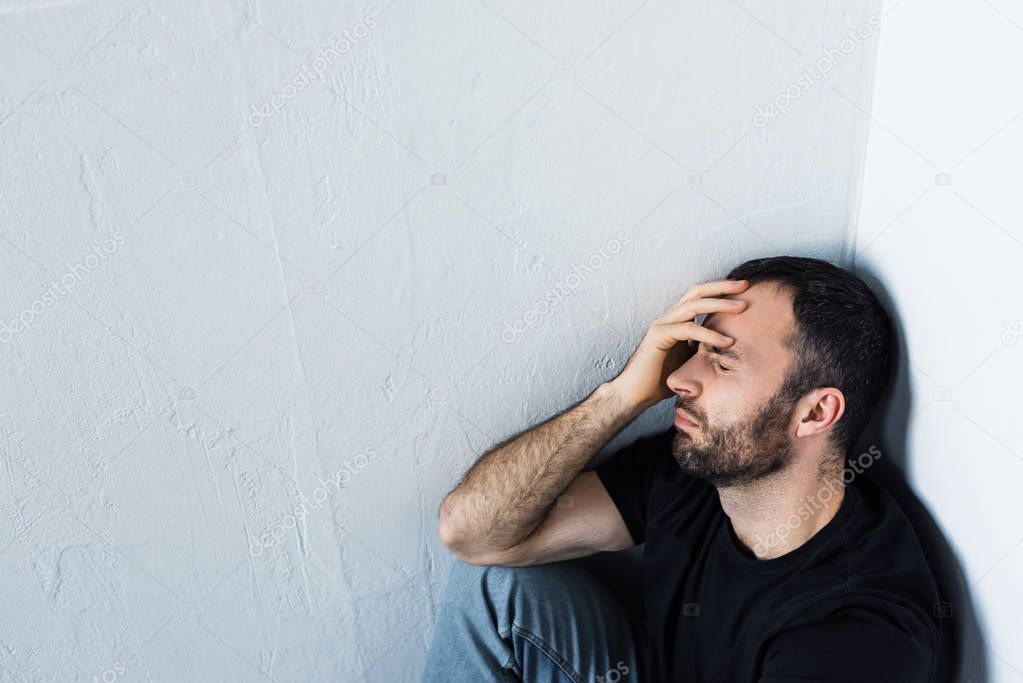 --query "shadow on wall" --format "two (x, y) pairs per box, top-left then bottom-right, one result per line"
(855, 267), (988, 683)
